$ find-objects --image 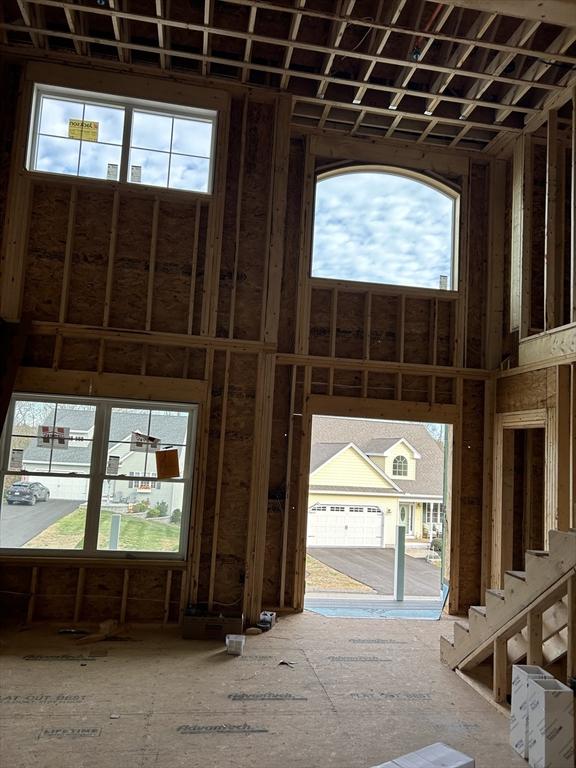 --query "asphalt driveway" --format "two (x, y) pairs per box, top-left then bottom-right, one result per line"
(0, 499), (81, 548)
(307, 546), (441, 596)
